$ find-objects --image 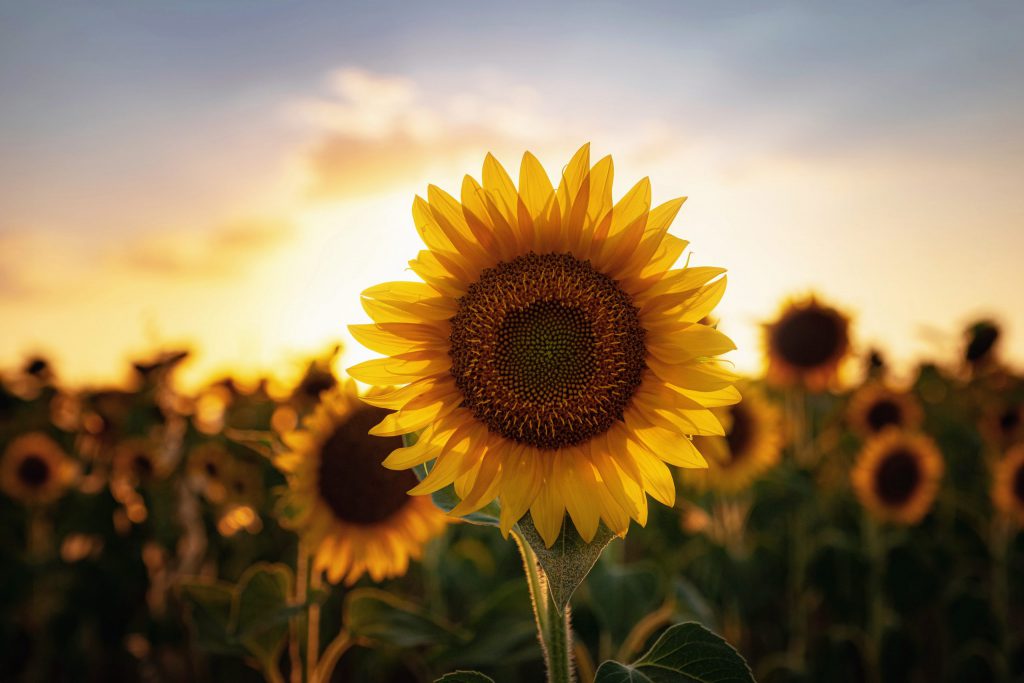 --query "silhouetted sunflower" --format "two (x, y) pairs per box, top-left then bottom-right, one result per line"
(349, 145), (738, 547)
(847, 383), (923, 439)
(992, 444), (1024, 525)
(852, 430), (943, 525)
(765, 297), (850, 392)
(1, 432), (76, 505)
(964, 319), (1000, 367)
(681, 385), (782, 493)
(275, 383), (448, 585)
